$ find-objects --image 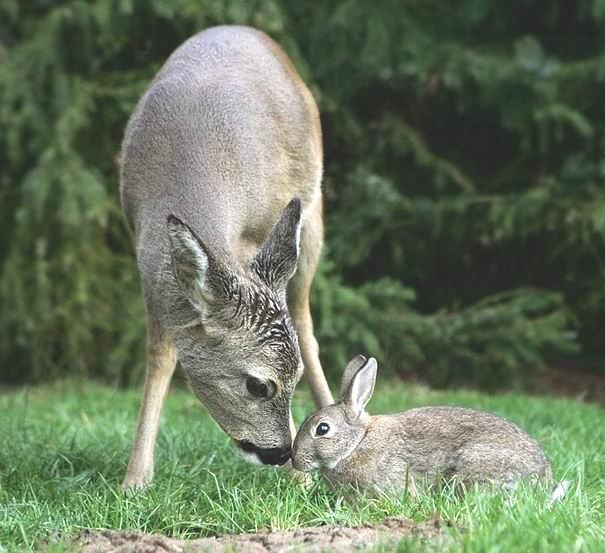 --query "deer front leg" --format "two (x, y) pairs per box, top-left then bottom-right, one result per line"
(123, 330), (177, 490)
(288, 202), (334, 408)
(292, 303), (334, 407)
